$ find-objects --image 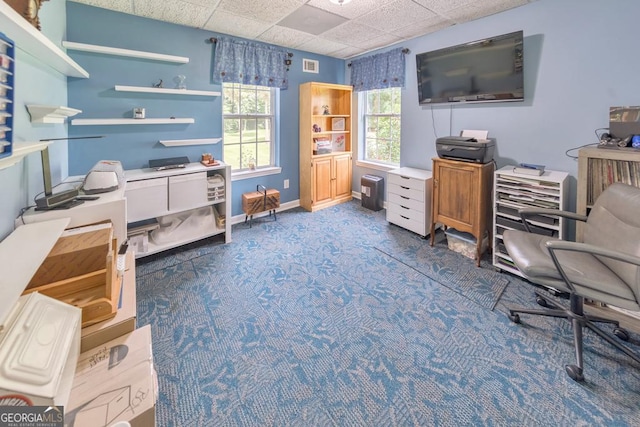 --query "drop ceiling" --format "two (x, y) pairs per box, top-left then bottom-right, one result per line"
(69, 0), (536, 59)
